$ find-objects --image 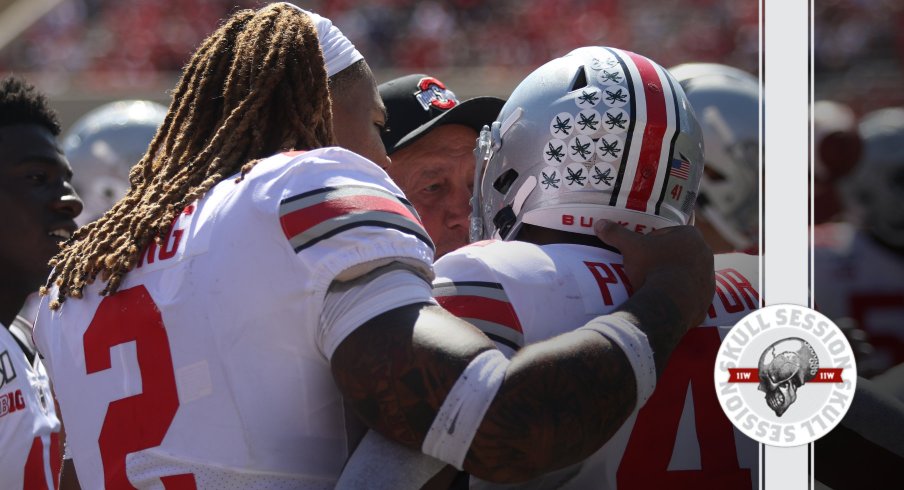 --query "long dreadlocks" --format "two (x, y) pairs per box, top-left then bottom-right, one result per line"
(43, 3), (336, 308)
